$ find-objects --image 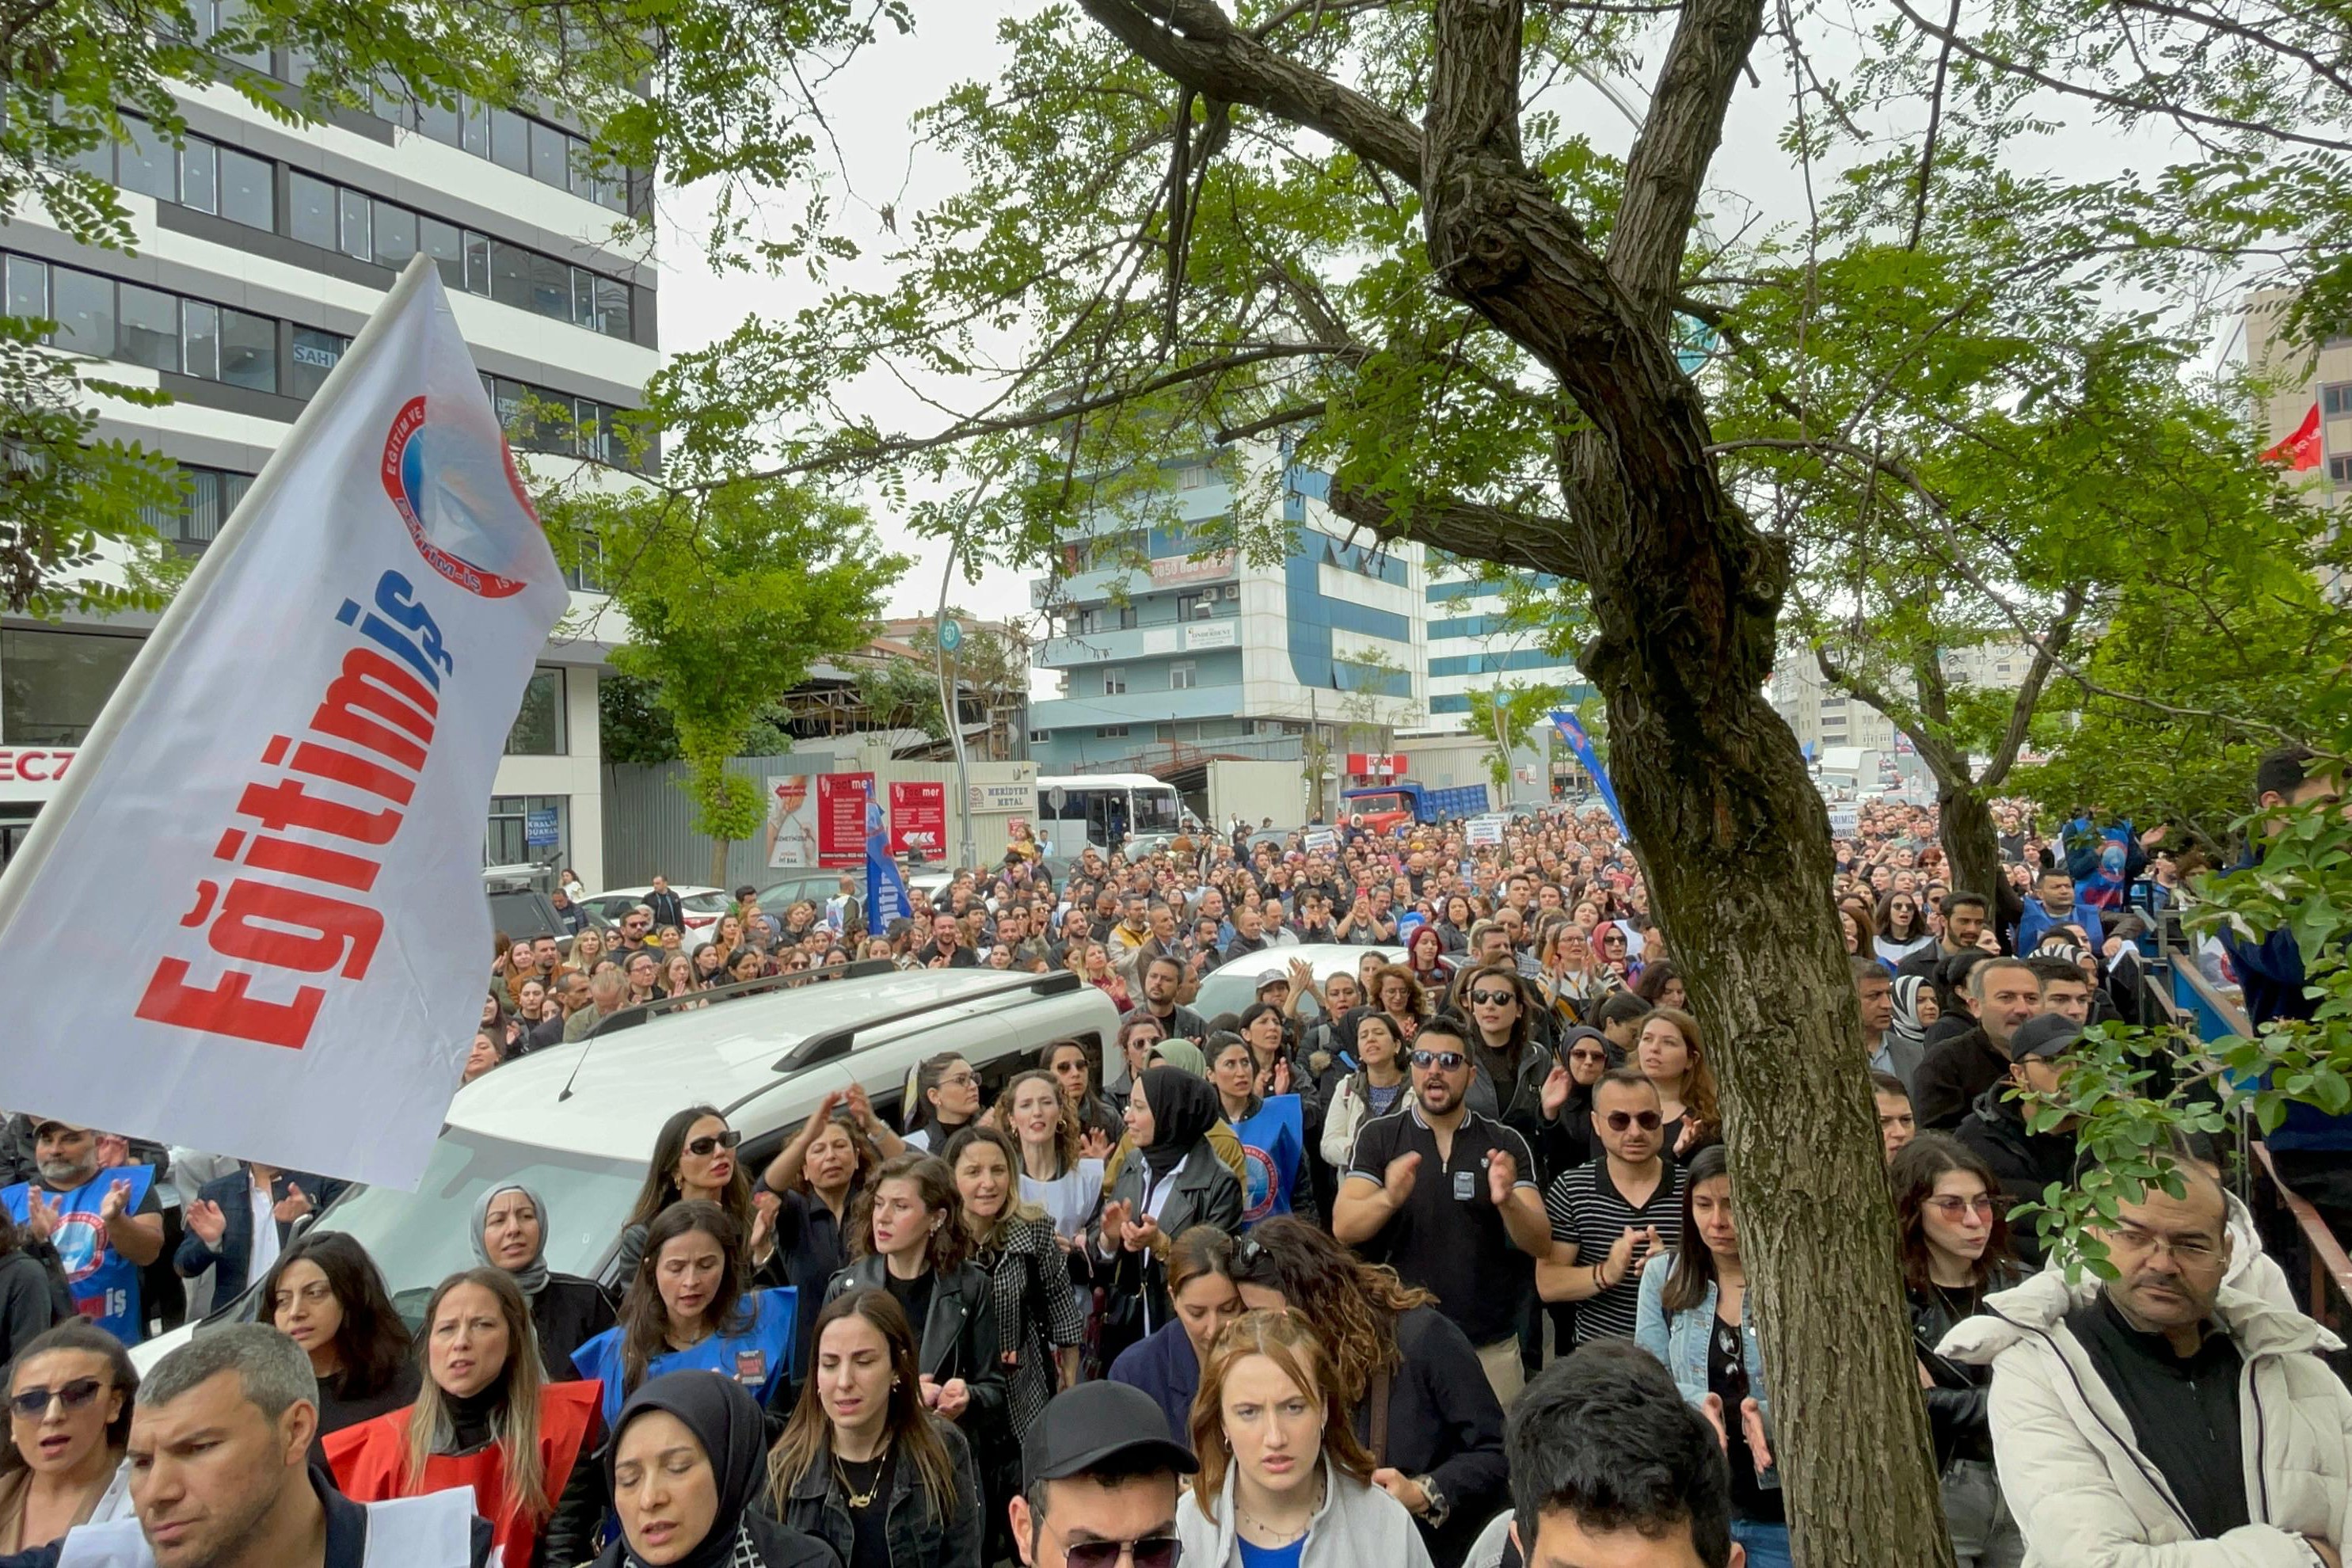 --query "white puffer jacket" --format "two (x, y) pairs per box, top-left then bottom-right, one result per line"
(1178, 1456), (1435, 1568)
(1939, 1269), (2352, 1566)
